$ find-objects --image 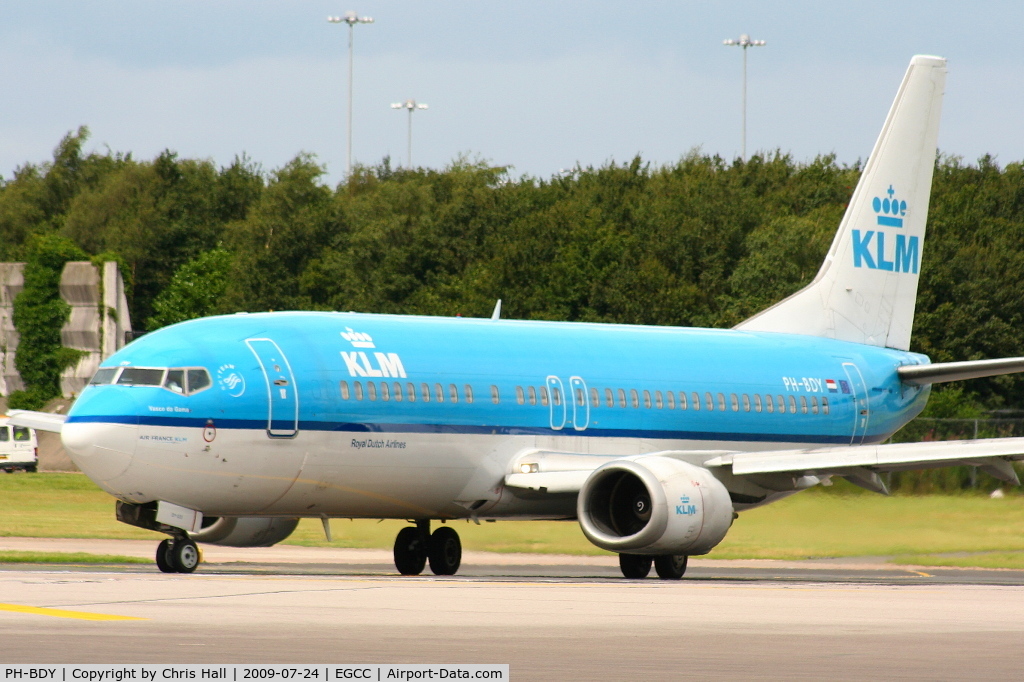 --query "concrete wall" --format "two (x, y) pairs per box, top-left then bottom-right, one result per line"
(0, 261), (132, 398)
